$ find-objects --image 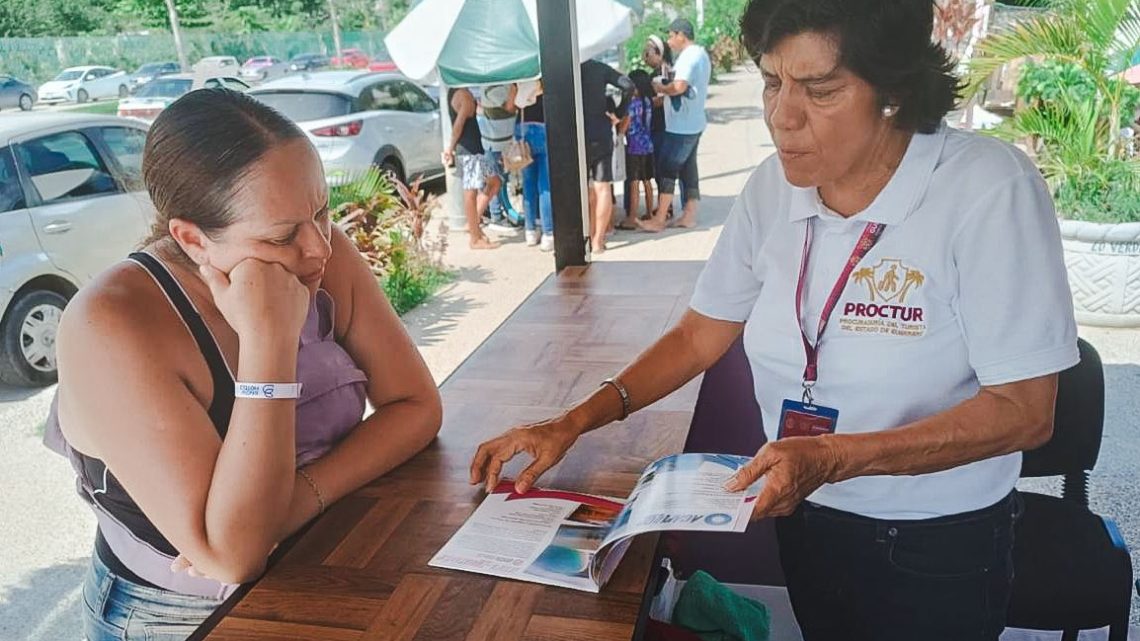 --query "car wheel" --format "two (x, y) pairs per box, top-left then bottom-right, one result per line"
(76, 89), (89, 104)
(119, 85), (129, 98)
(0, 290), (68, 387)
(375, 158), (405, 187)
(19, 94), (33, 111)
